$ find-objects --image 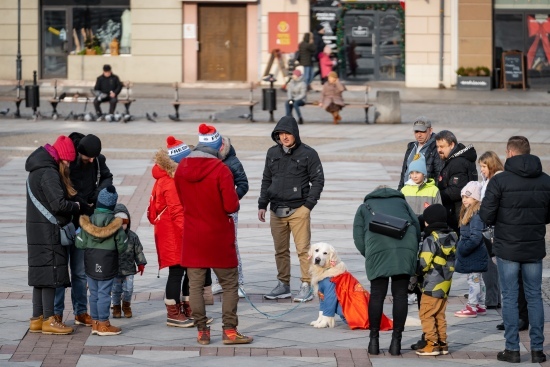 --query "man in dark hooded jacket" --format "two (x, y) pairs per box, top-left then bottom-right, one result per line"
(480, 136), (550, 364)
(435, 130), (478, 231)
(258, 116), (325, 303)
(53, 132), (113, 328)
